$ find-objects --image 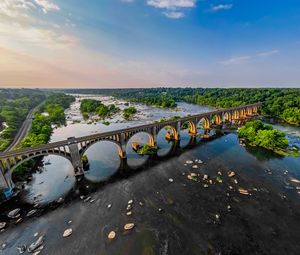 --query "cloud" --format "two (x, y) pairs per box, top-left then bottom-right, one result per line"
(147, 0), (196, 9)
(146, 0), (196, 18)
(0, 0), (59, 19)
(220, 56), (251, 65)
(163, 11), (185, 18)
(257, 49), (279, 57)
(211, 4), (233, 11)
(220, 49), (280, 65)
(34, 0), (60, 13)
